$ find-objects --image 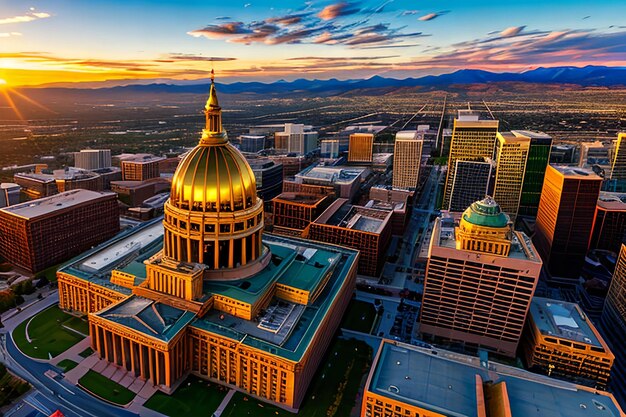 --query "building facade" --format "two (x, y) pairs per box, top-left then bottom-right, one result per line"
(246, 157), (283, 204)
(57, 80), (358, 411)
(601, 244), (626, 408)
(0, 189), (119, 272)
(590, 192), (626, 254)
(271, 193), (331, 236)
(523, 297), (614, 388)
(421, 197), (542, 357)
(533, 166), (602, 280)
(0, 183), (20, 208)
(611, 133), (626, 180)
(493, 132), (530, 220)
(448, 158), (493, 212)
(121, 156), (164, 181)
(512, 130), (553, 218)
(392, 131), (423, 190)
(442, 110), (498, 209)
(348, 133), (374, 163)
(74, 149), (112, 170)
